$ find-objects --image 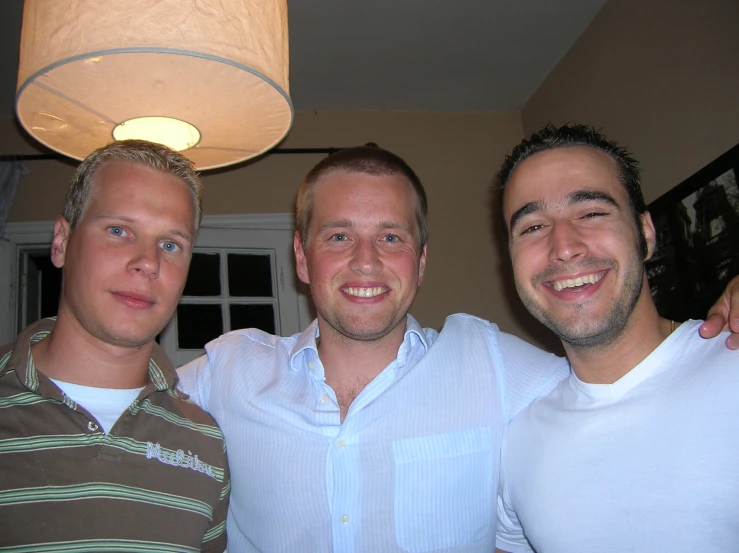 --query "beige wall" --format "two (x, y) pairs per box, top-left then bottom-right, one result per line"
(5, 110), (563, 351)
(523, 0), (739, 203)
